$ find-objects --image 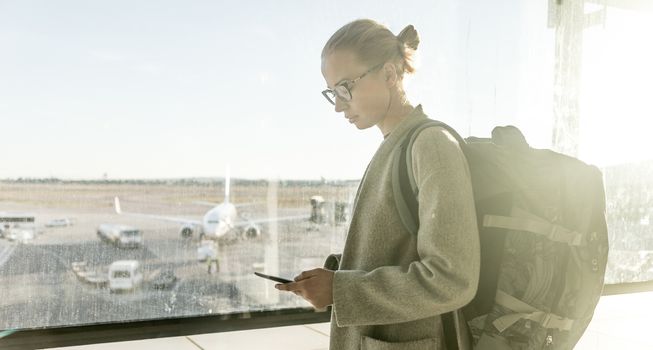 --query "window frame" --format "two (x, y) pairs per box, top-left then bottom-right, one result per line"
(603, 280), (653, 296)
(5, 282), (653, 349)
(1, 307), (330, 350)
